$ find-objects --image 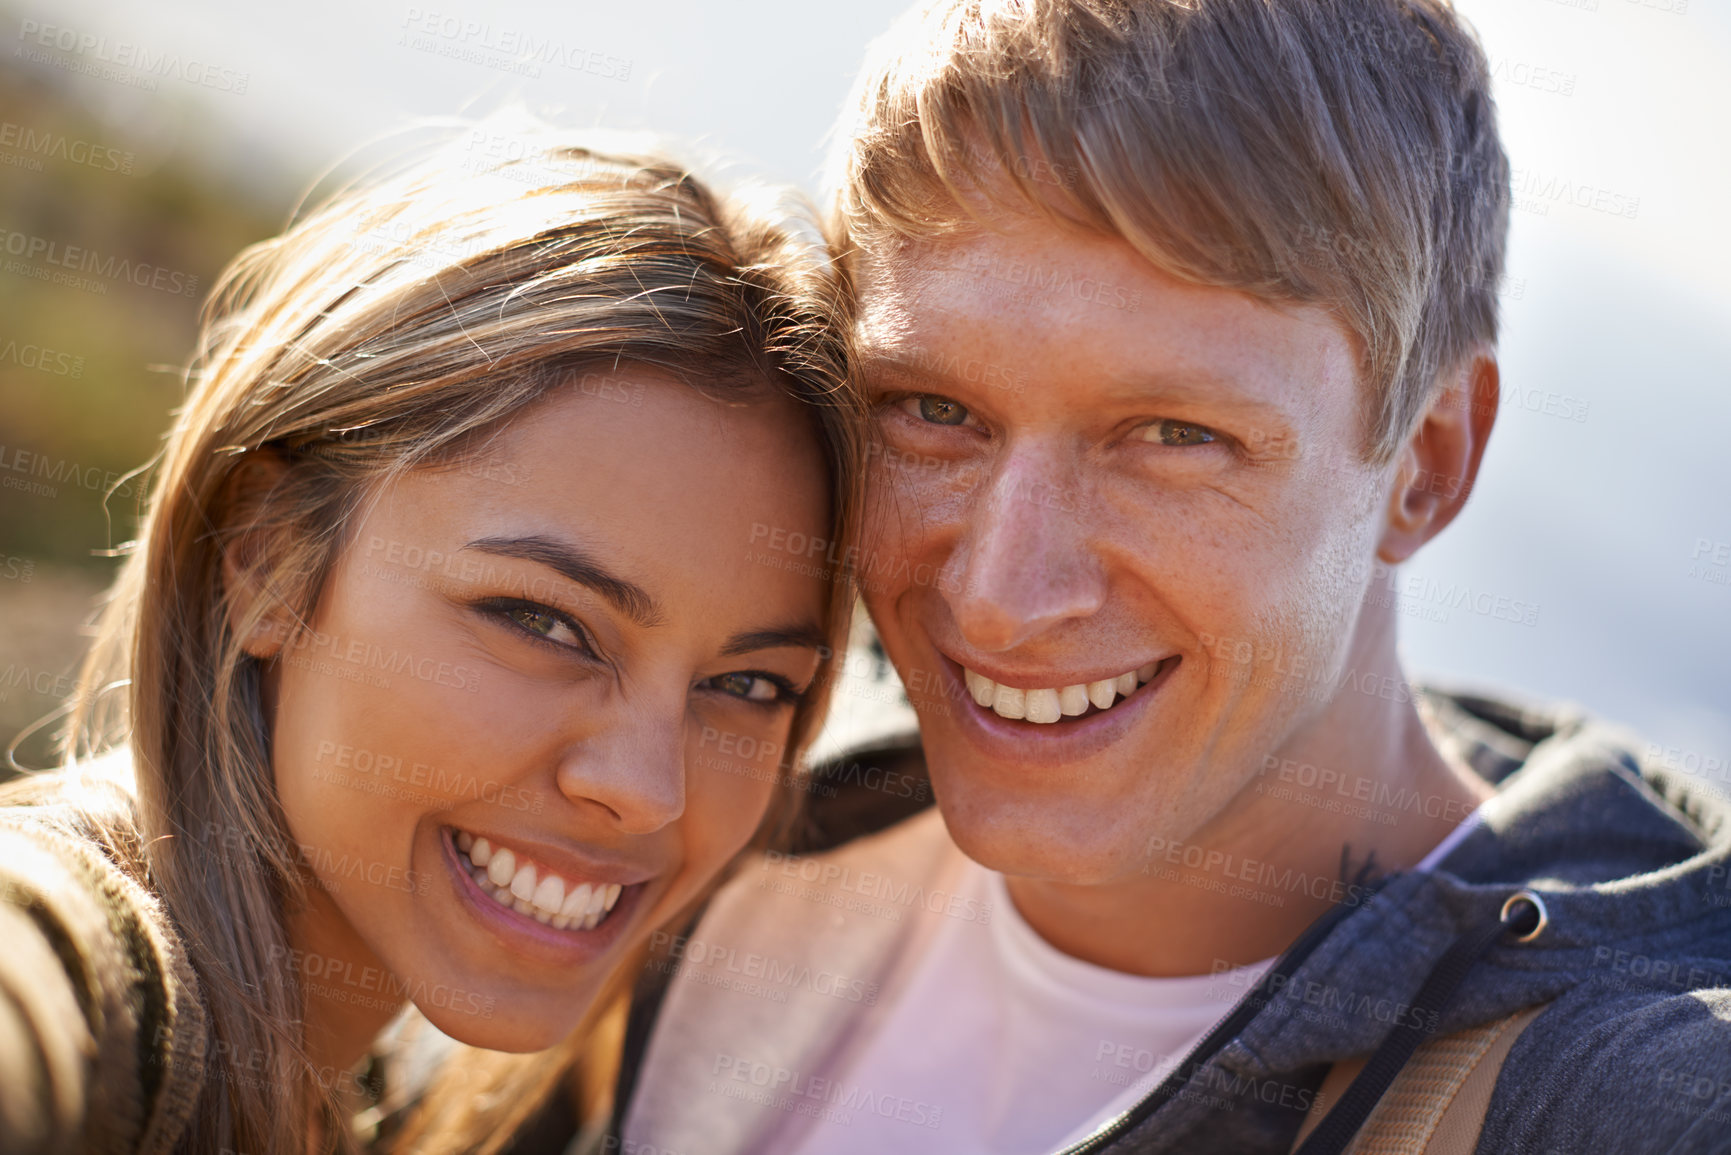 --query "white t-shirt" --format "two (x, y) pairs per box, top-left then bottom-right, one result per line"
(782, 808), (1484, 1155)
